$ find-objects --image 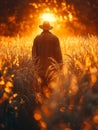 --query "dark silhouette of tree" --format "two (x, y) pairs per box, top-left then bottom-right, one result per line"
(65, 0), (98, 33)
